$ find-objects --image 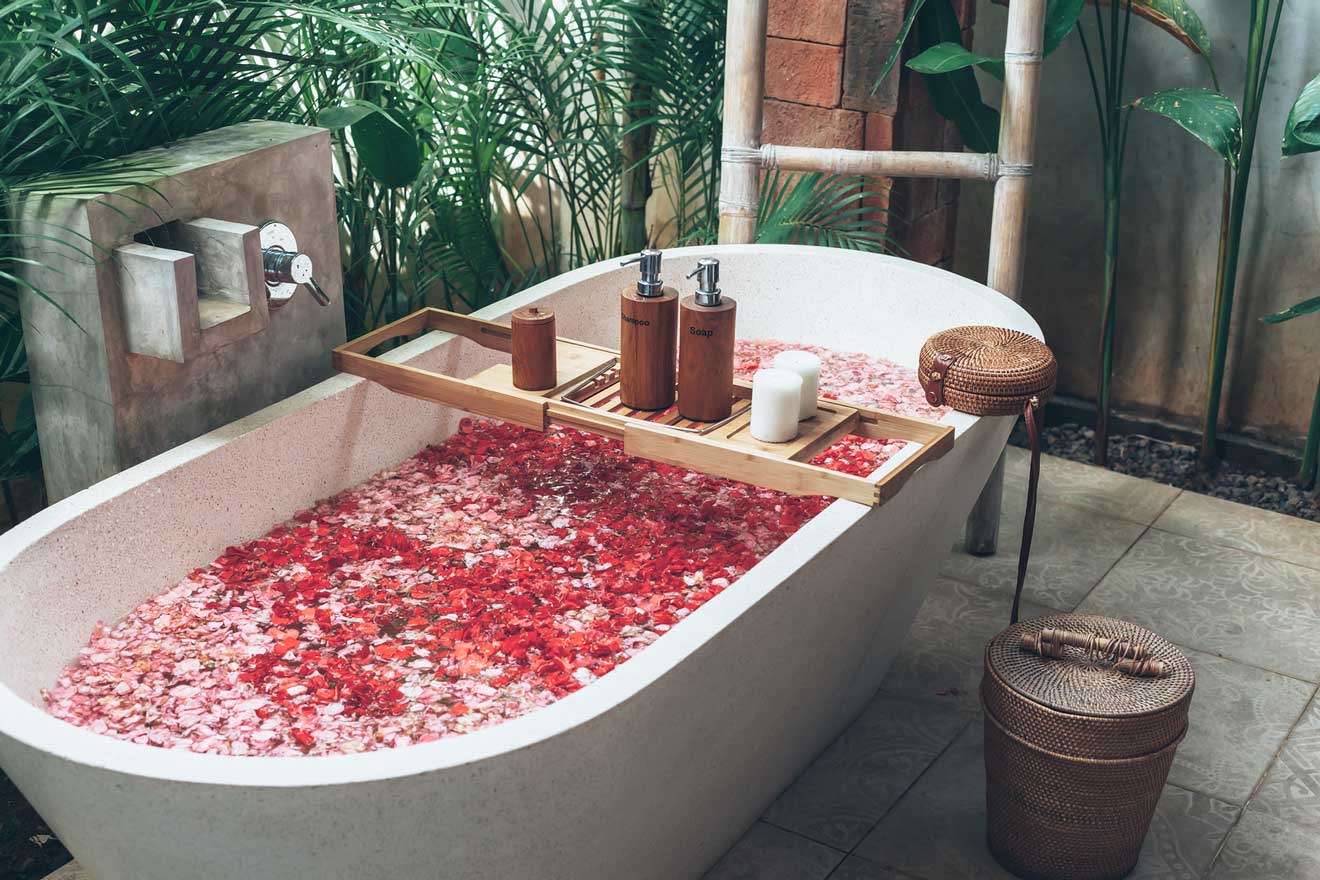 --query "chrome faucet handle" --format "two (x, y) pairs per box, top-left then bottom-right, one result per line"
(259, 221), (332, 308)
